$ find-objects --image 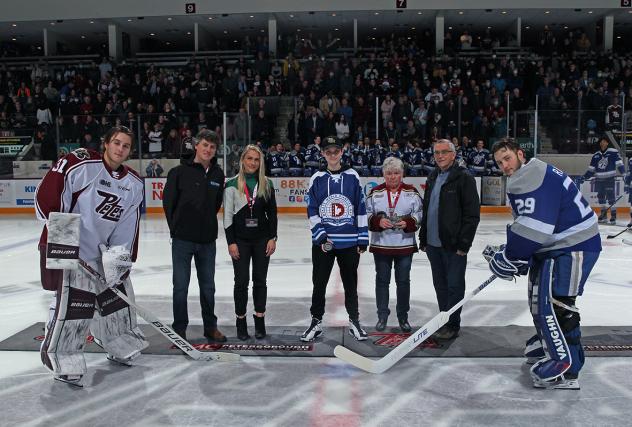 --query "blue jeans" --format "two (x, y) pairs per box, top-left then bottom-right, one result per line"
(171, 238), (217, 332)
(373, 253), (413, 320)
(425, 245), (467, 330)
